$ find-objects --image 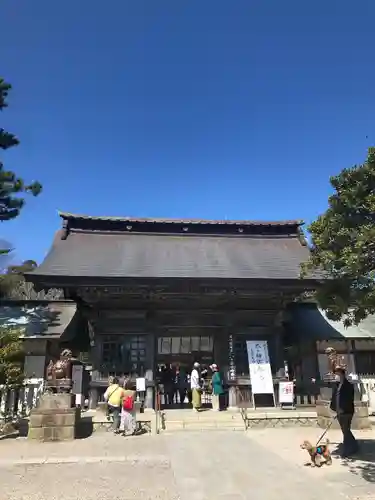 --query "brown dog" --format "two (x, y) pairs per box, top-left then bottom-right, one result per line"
(300, 439), (332, 467)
